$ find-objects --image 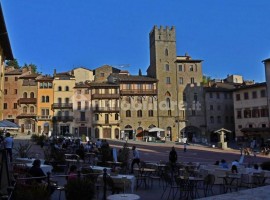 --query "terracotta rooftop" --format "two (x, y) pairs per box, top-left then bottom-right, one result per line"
(110, 73), (158, 82)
